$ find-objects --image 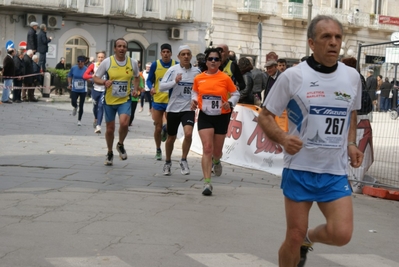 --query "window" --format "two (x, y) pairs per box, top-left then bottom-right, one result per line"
(335, 0), (343, 9)
(64, 37), (89, 69)
(374, 0), (382, 14)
